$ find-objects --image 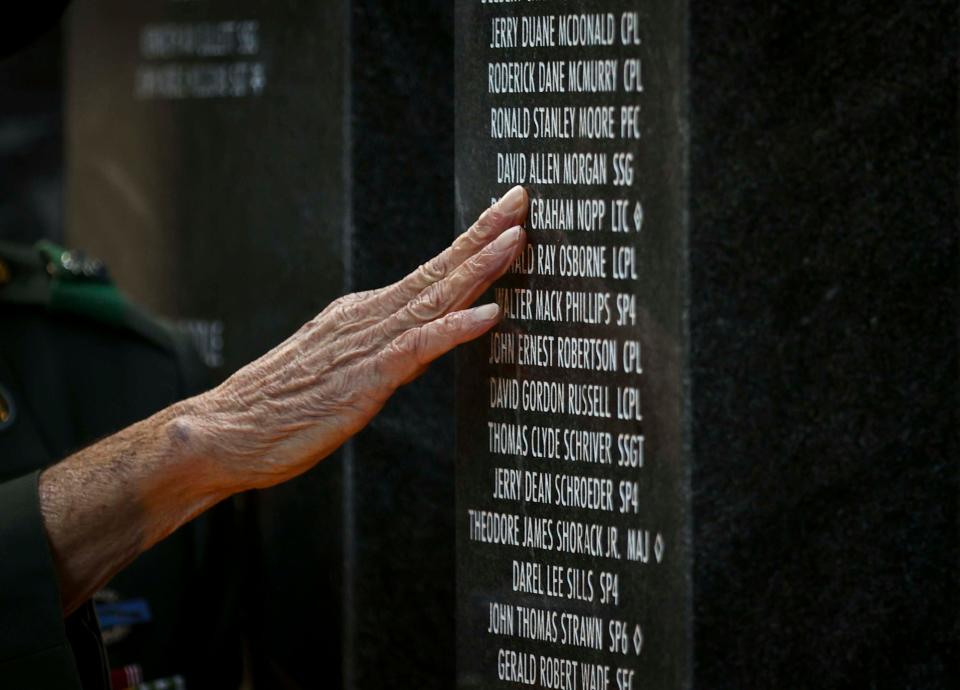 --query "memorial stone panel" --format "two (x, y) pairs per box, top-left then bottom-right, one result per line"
(346, 2), (459, 688)
(685, 3), (958, 687)
(455, 3), (689, 688)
